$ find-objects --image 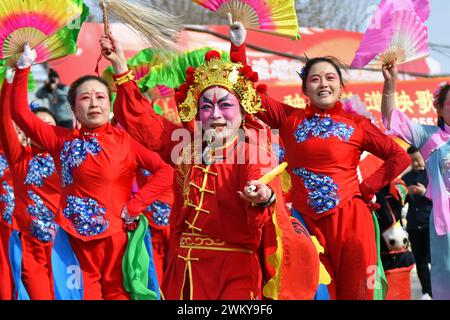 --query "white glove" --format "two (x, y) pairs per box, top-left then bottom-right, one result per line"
(121, 205), (138, 224)
(17, 43), (37, 69)
(228, 13), (247, 46)
(5, 68), (15, 84)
